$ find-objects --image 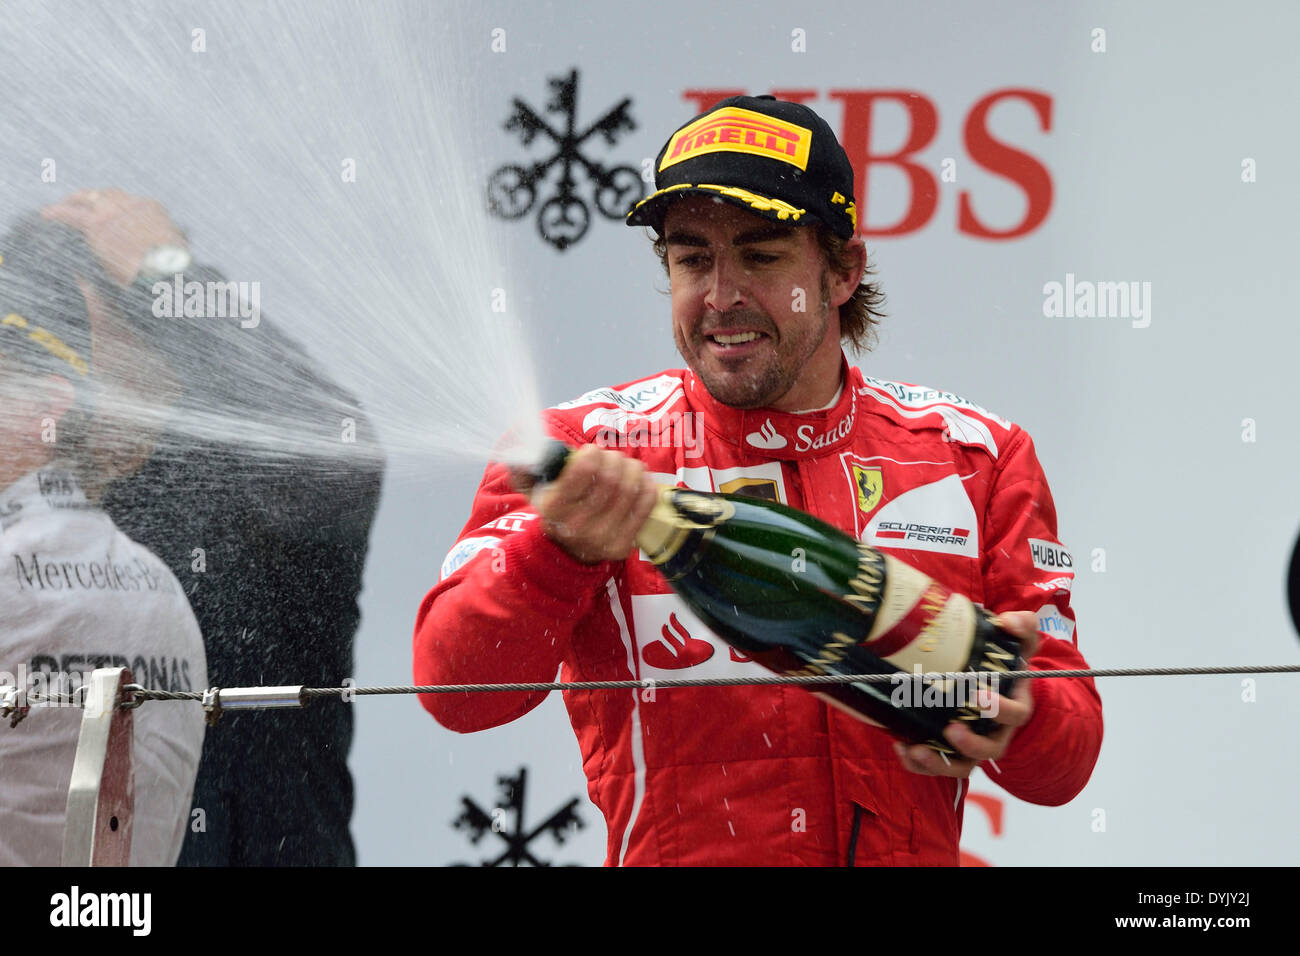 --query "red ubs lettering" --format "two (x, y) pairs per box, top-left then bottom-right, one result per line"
(681, 87), (1053, 239)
